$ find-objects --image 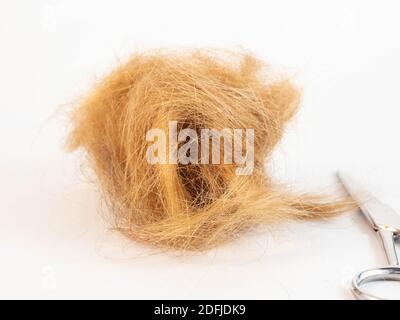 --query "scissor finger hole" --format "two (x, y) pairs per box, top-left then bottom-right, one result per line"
(353, 267), (400, 300)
